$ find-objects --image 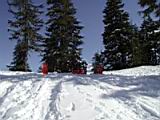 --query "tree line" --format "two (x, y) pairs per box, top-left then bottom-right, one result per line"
(93, 0), (160, 70)
(7, 0), (160, 72)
